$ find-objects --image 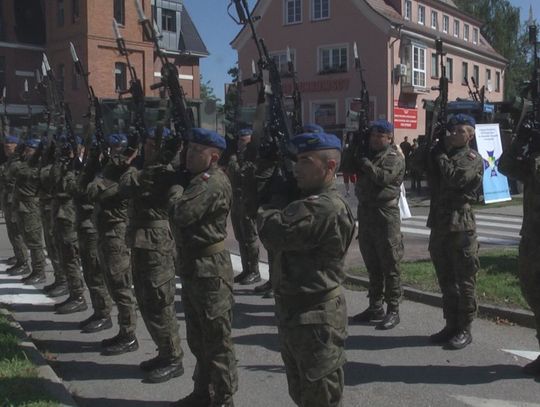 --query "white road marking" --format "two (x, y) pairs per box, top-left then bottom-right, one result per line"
(0, 259), (55, 305)
(400, 227), (518, 245)
(452, 395), (540, 407)
(501, 349), (540, 361)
